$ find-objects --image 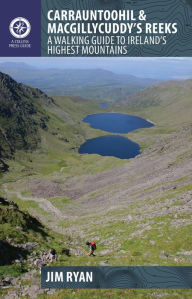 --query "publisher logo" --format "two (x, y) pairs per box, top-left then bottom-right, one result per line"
(9, 17), (31, 39)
